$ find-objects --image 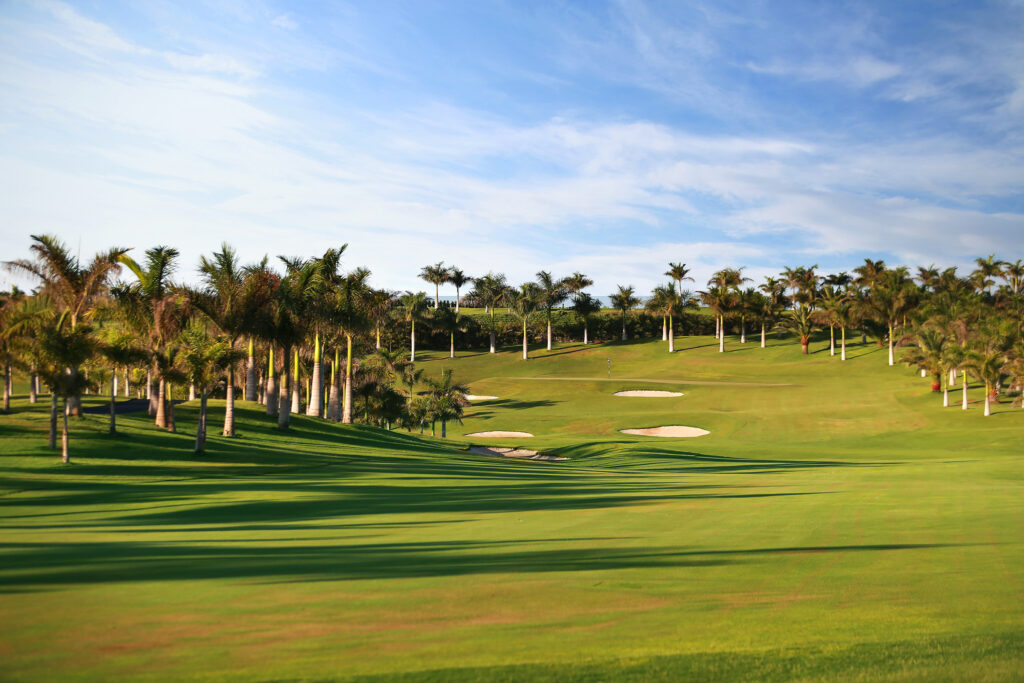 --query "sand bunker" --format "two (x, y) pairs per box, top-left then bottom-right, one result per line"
(464, 431), (534, 438)
(465, 394), (499, 401)
(613, 390), (683, 397)
(467, 446), (569, 462)
(620, 426), (710, 438)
